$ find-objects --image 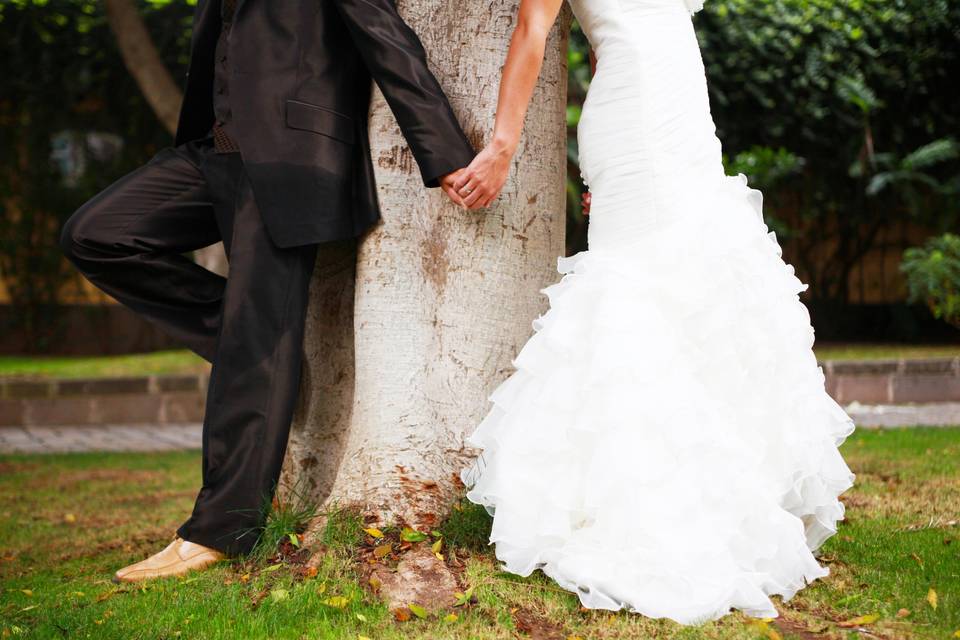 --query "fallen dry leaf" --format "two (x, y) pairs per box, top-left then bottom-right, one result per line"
(927, 588), (938, 610)
(839, 614), (879, 628)
(322, 596), (350, 609)
(896, 608), (911, 618)
(393, 607), (411, 622)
